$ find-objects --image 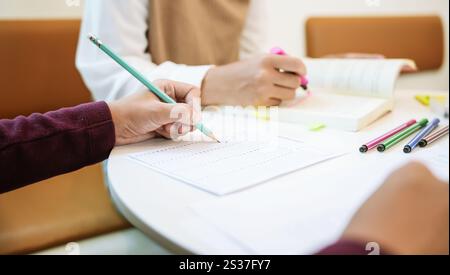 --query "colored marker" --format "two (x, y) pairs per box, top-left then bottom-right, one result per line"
(270, 47), (310, 92)
(419, 125), (449, 147)
(359, 119), (417, 153)
(377, 119), (429, 152)
(404, 118), (440, 153)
